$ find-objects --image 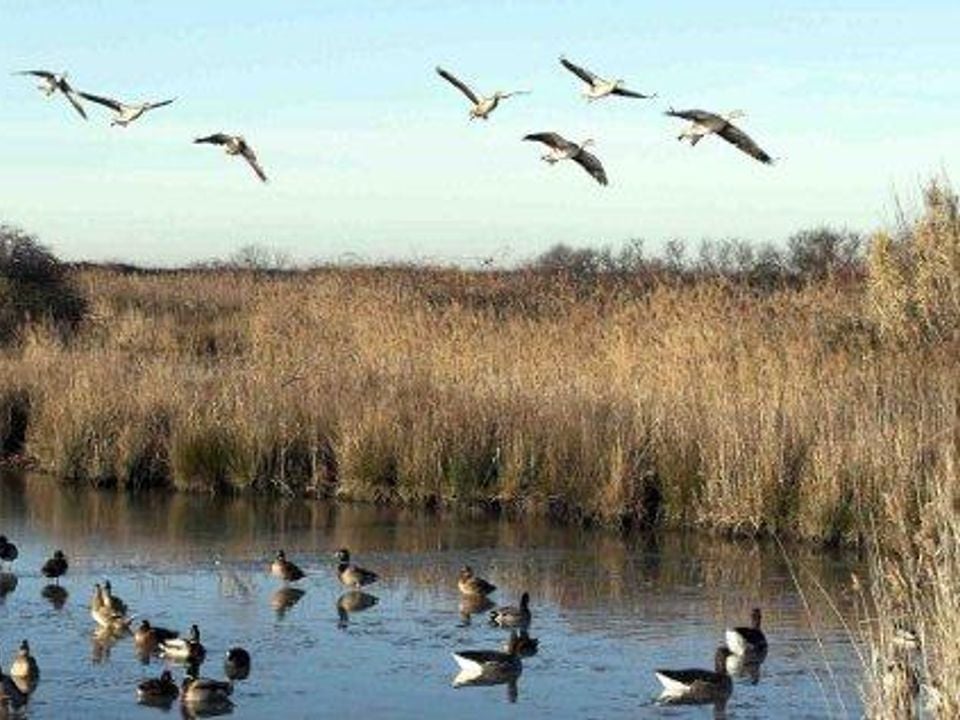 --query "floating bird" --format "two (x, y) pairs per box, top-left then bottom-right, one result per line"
(41, 550), (68, 584)
(452, 630), (523, 682)
(224, 647), (251, 681)
(14, 70), (87, 119)
(458, 566), (497, 597)
(77, 91), (175, 127)
(0, 663), (27, 711)
(8, 640), (38, 683)
(666, 108), (774, 164)
(559, 56), (654, 101)
(160, 624), (206, 664)
(194, 133), (267, 182)
(523, 132), (608, 185)
(334, 548), (378, 589)
(270, 550), (305, 583)
(137, 670), (179, 705)
(435, 66), (529, 120)
(134, 620), (179, 649)
(180, 676), (233, 704)
(490, 591), (532, 629)
(0, 536), (17, 569)
(102, 580), (128, 616)
(655, 646), (734, 703)
(725, 607), (768, 658)
(508, 630), (539, 658)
